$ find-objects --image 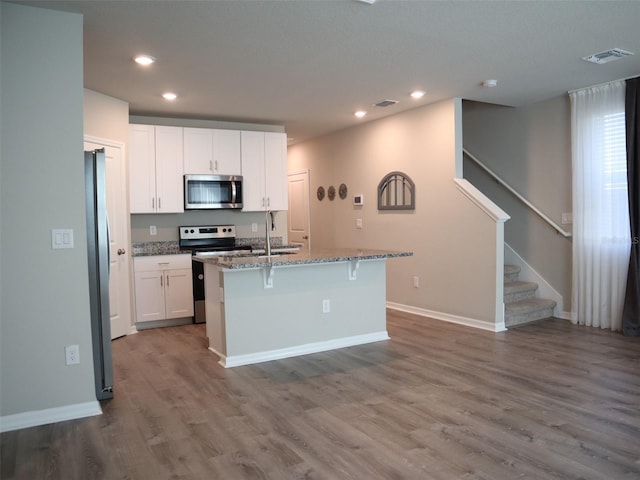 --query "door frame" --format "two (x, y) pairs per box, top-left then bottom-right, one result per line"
(84, 135), (136, 336)
(287, 169), (311, 251)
